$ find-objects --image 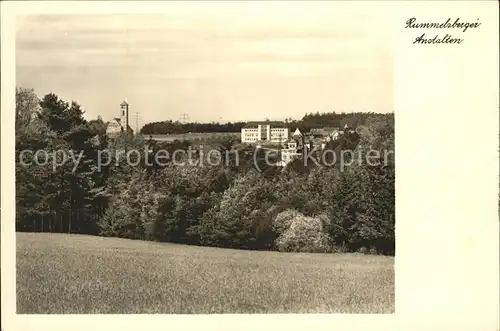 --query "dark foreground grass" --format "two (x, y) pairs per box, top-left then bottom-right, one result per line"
(16, 232), (394, 314)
